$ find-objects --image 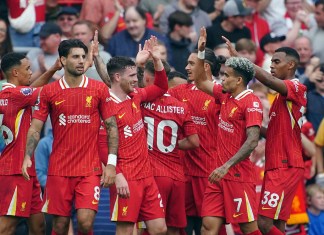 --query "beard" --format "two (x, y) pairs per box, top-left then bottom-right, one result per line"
(66, 66), (84, 77)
